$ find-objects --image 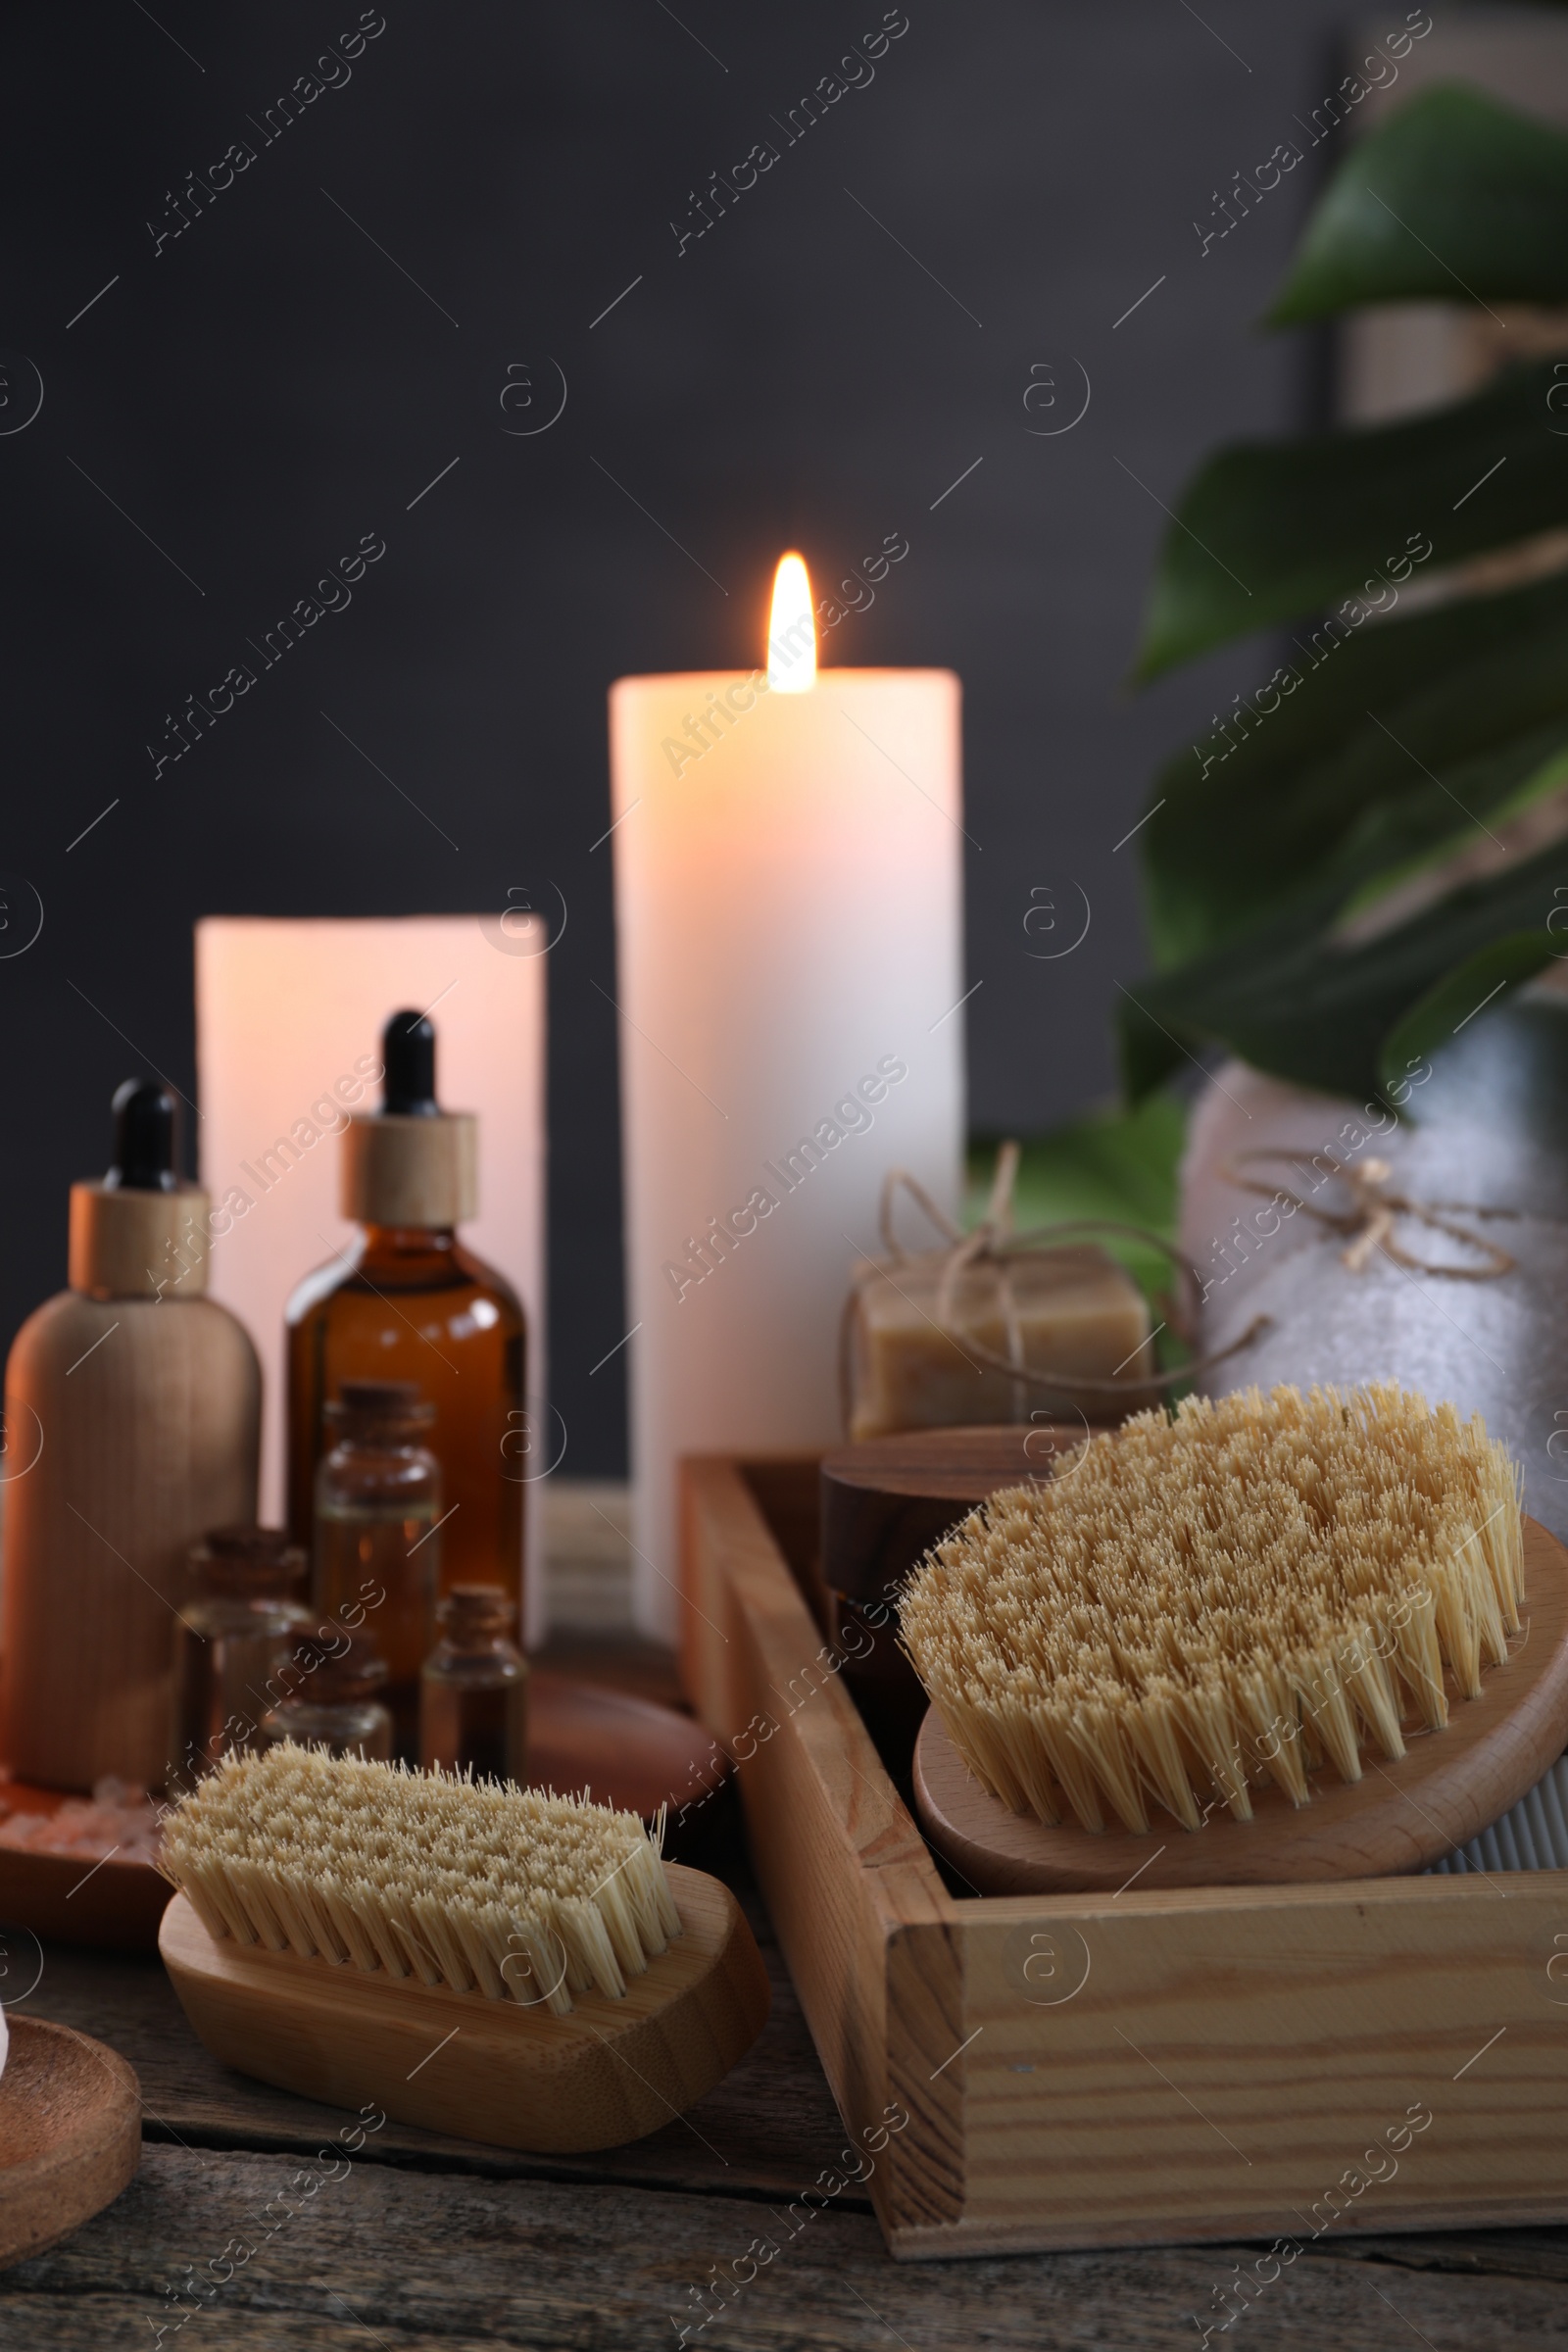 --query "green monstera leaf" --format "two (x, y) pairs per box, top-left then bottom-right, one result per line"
(1143, 566), (1568, 966)
(1270, 84), (1568, 324)
(1121, 840), (1568, 1102)
(1134, 359), (1568, 682)
(1125, 77), (1568, 1102)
